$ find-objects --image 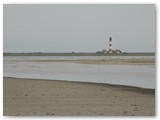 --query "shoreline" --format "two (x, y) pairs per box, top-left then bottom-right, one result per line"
(4, 77), (155, 91)
(3, 77), (155, 116)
